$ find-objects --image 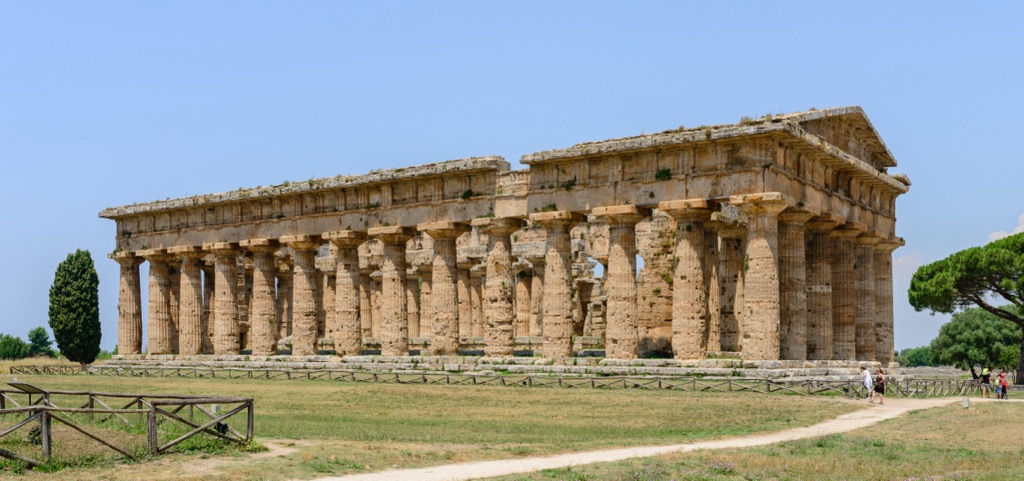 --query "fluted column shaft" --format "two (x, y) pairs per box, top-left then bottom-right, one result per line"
(732, 194), (789, 360)
(282, 236), (321, 356)
(141, 250), (174, 355)
(201, 263), (215, 354)
(704, 228), (722, 353)
(359, 270), (374, 339)
(718, 229), (745, 352)
(456, 264), (473, 338)
(530, 261), (545, 337)
(240, 239), (280, 356)
(830, 224), (863, 360)
(594, 205), (648, 359)
(515, 272), (531, 337)
(169, 246), (205, 355)
(778, 210), (813, 361)
(420, 271), (433, 336)
(531, 211), (582, 358)
(276, 260), (293, 341)
(421, 223), (469, 355)
(370, 227), (414, 356)
(470, 269), (485, 338)
(325, 231), (366, 357)
(113, 253), (144, 355)
(854, 235), (880, 361)
(207, 243), (240, 355)
(661, 200), (711, 360)
(474, 218), (522, 357)
(804, 214), (842, 360)
(874, 239), (901, 364)
(406, 273), (421, 338)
